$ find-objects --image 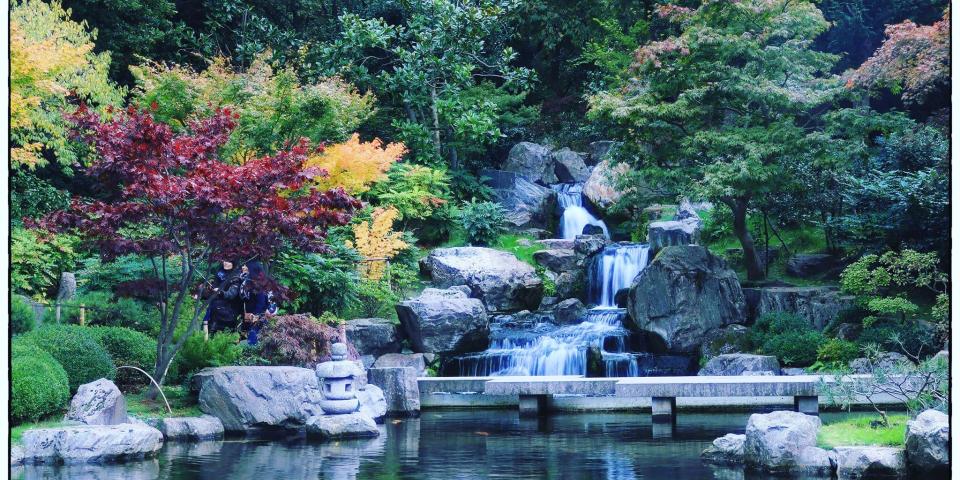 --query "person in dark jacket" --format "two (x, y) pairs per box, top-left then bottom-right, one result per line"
(239, 261), (272, 345)
(204, 261), (242, 335)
